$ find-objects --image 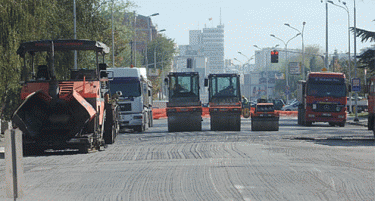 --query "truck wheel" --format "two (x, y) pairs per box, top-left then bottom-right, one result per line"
(135, 125), (144, 132)
(104, 125), (115, 144)
(368, 114), (374, 130)
(305, 121), (312, 126)
(338, 122), (345, 127)
(149, 111), (153, 127)
(78, 145), (89, 154)
(243, 108), (250, 118)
